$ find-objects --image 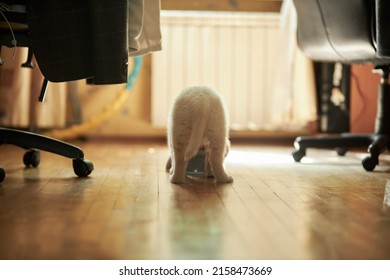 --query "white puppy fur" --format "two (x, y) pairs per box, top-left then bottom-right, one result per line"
(167, 86), (233, 184)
